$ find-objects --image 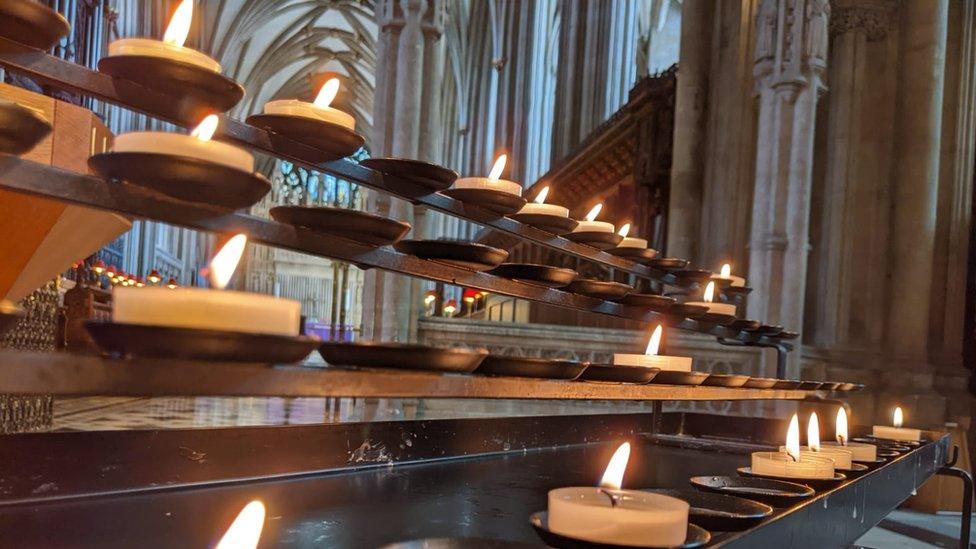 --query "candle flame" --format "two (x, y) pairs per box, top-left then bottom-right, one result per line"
(893, 406), (903, 428)
(488, 154), (507, 181)
(644, 325), (662, 356)
(702, 281), (716, 303)
(836, 408), (848, 445)
(209, 234), (247, 290)
(215, 500), (266, 549)
(618, 223), (631, 238)
(534, 186), (550, 205)
(808, 412), (821, 452)
(585, 203), (603, 222)
(162, 0), (193, 47)
(191, 114), (219, 142)
(721, 263), (732, 277)
(313, 78), (340, 109)
(786, 414), (801, 462)
(599, 442), (631, 490)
